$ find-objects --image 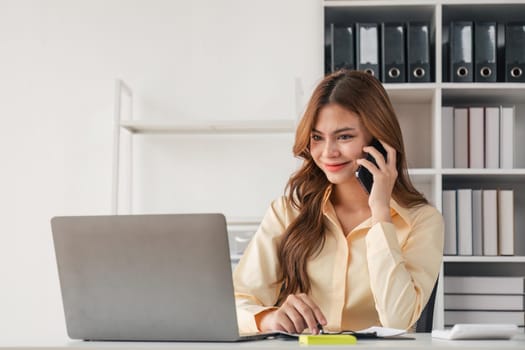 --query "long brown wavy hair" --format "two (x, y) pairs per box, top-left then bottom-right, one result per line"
(275, 70), (428, 304)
